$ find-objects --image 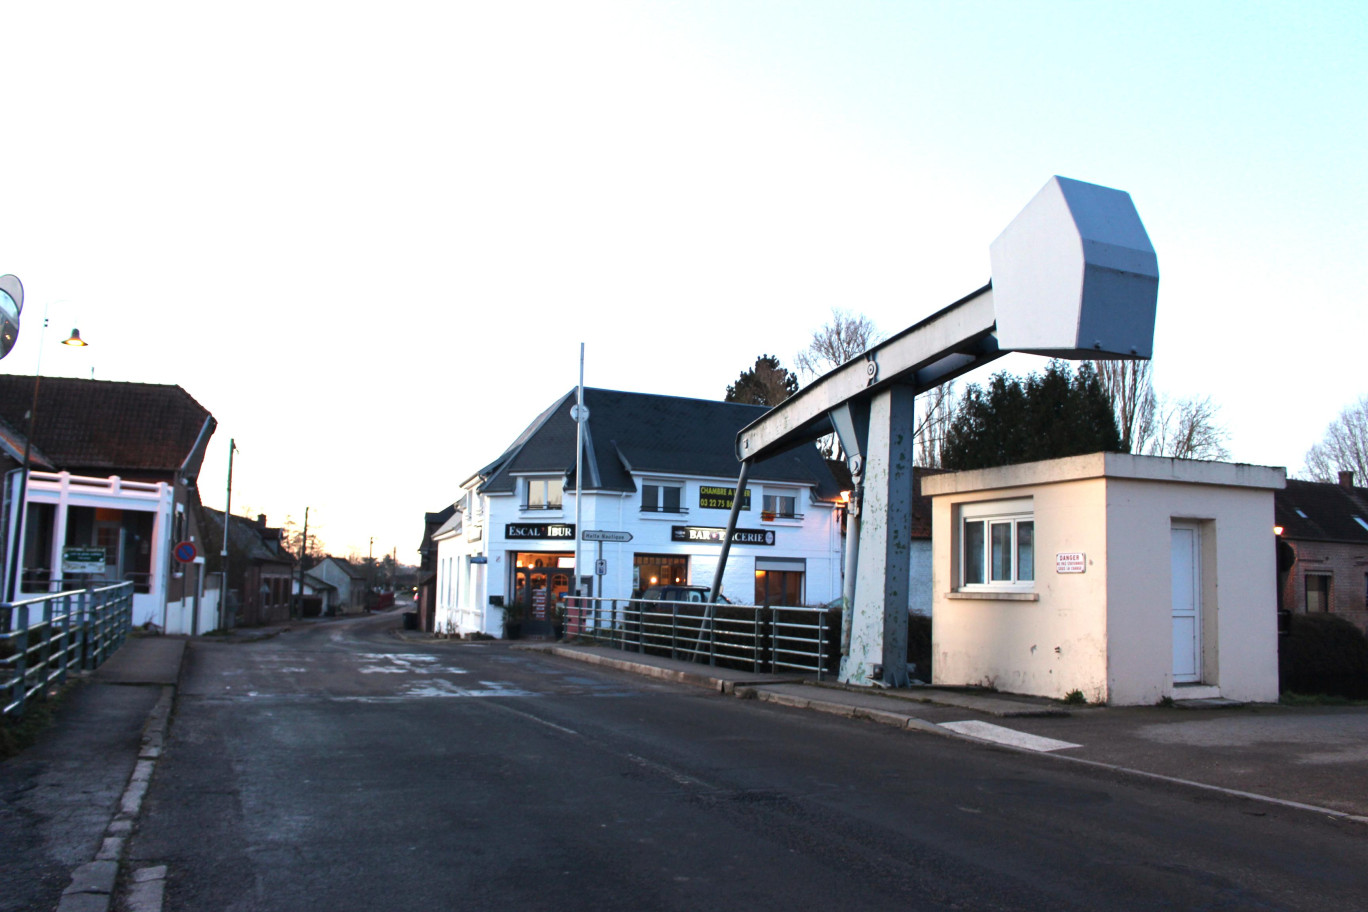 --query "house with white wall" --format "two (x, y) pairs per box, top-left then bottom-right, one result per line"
(310, 556), (367, 614)
(0, 376), (217, 631)
(925, 452), (1285, 705)
(435, 388), (846, 638)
